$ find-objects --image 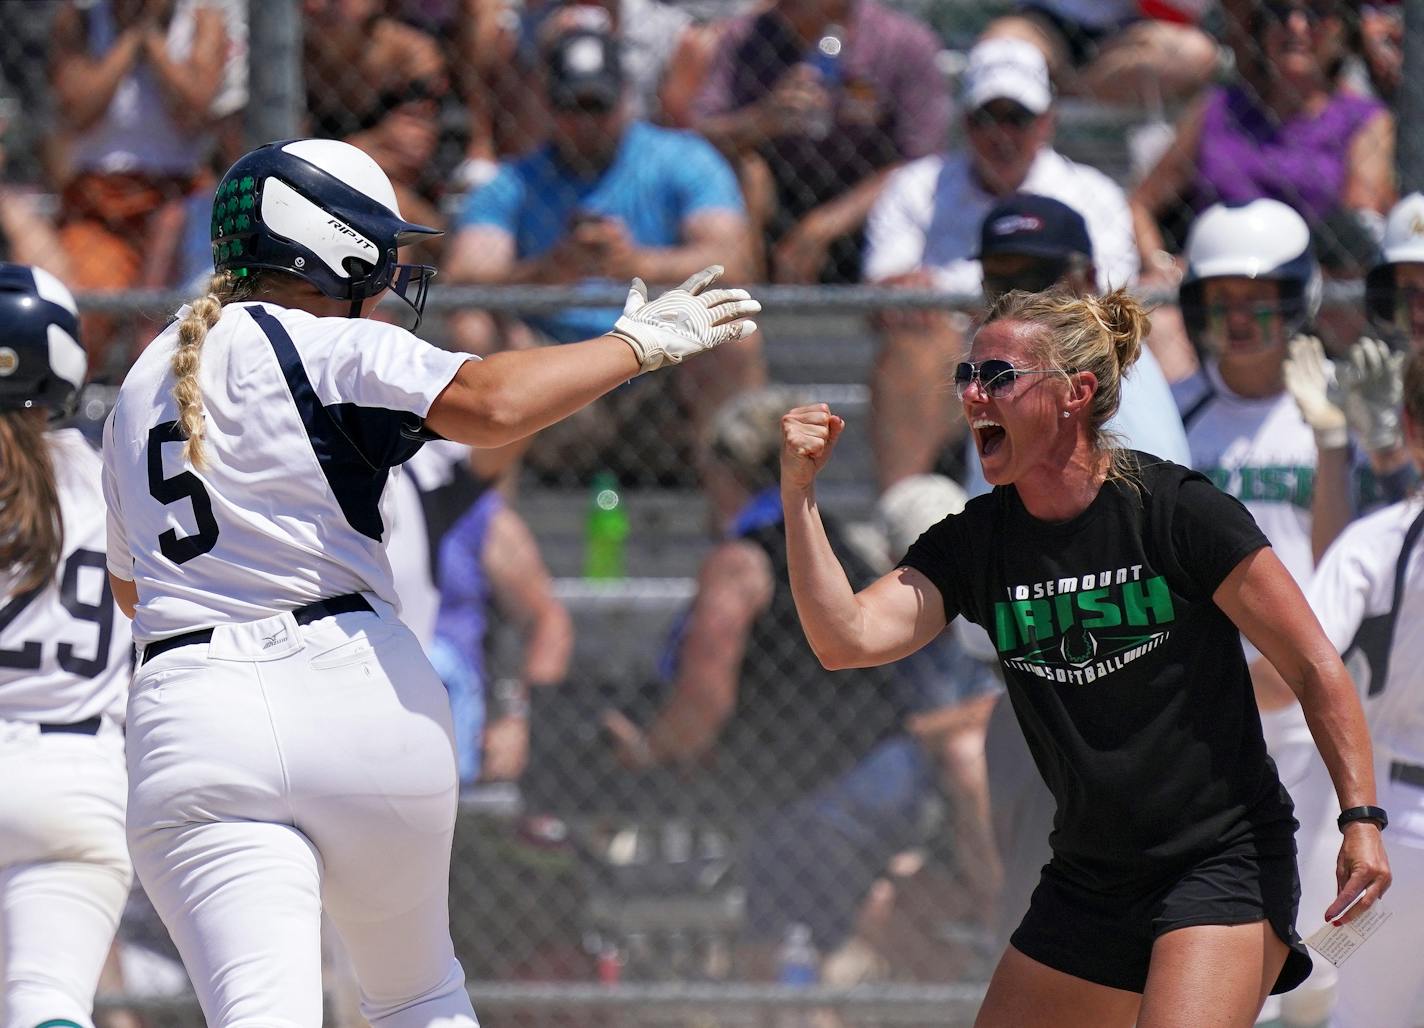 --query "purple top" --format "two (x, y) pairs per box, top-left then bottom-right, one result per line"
(692, 0), (949, 217)
(1194, 85), (1386, 224)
